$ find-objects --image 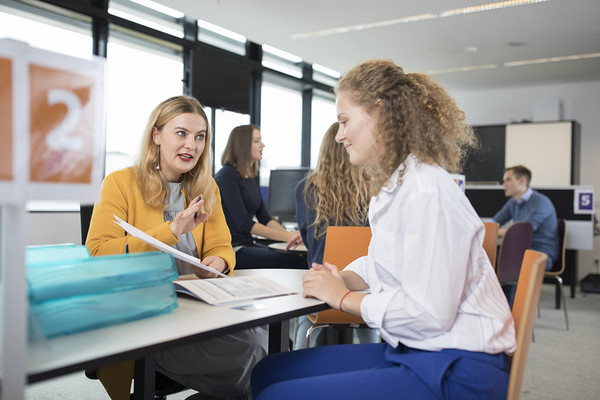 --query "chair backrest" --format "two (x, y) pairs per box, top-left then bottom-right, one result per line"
(309, 226), (371, 324)
(497, 222), (533, 283)
(267, 168), (310, 223)
(547, 219), (567, 275)
(483, 221), (500, 267)
(322, 226), (372, 271)
(508, 250), (547, 400)
(80, 204), (95, 245)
